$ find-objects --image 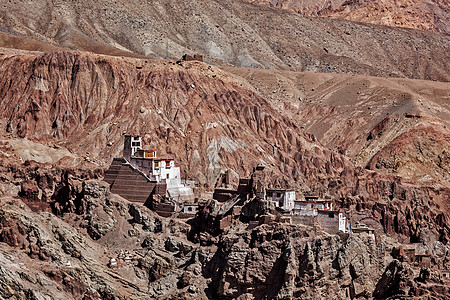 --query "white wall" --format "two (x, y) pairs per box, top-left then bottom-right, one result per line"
(339, 213), (346, 233)
(183, 205), (197, 214)
(130, 136), (142, 155)
(266, 191), (296, 211)
(284, 191), (295, 211)
(293, 208), (318, 216)
(151, 160), (182, 188)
